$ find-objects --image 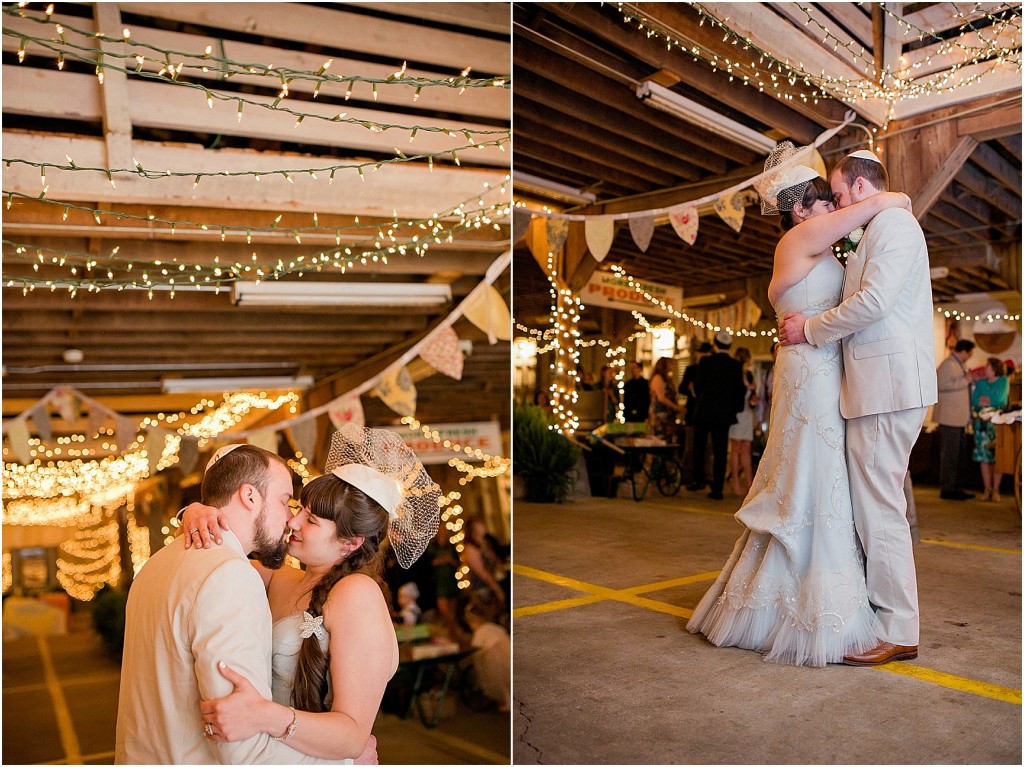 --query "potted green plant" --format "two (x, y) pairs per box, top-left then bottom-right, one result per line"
(513, 403), (581, 502)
